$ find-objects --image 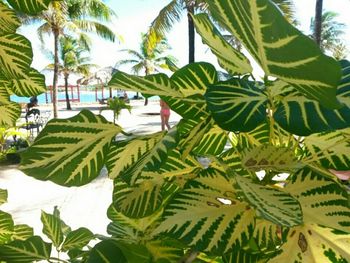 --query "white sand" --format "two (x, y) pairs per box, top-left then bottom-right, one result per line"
(0, 100), (181, 236)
